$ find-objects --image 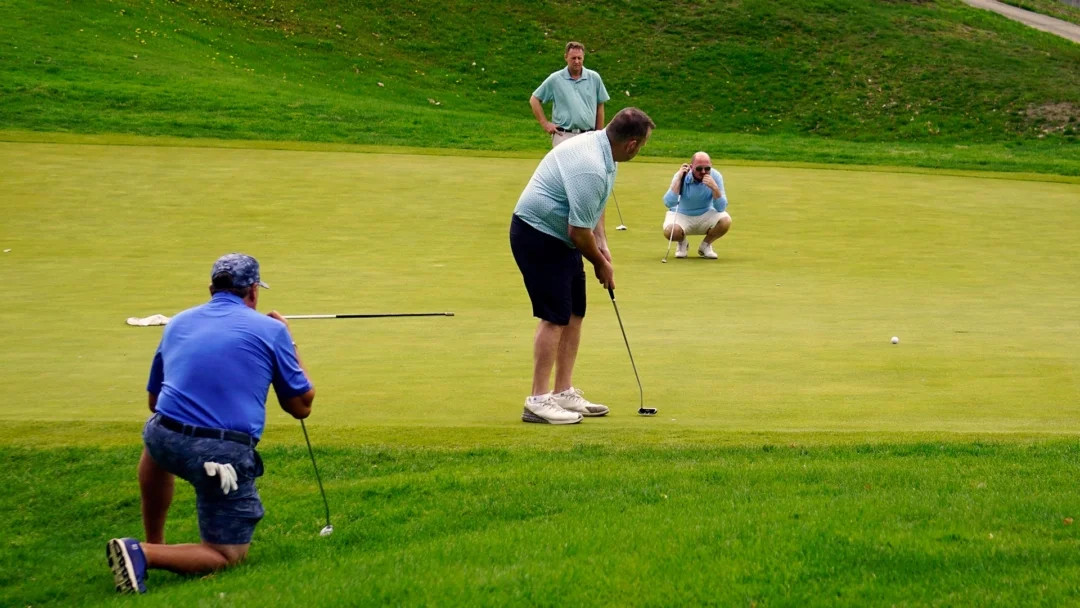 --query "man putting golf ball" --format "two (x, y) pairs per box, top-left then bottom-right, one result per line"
(509, 107), (655, 424)
(106, 253), (316, 594)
